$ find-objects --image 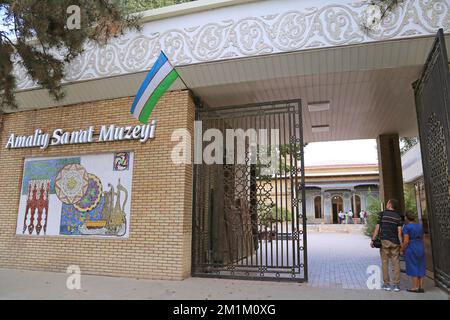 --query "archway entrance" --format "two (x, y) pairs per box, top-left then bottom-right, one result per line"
(331, 196), (343, 224)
